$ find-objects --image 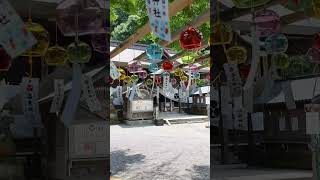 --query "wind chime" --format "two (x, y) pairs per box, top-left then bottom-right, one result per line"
(21, 0), (50, 78)
(45, 22), (68, 66)
(211, 2), (233, 46)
